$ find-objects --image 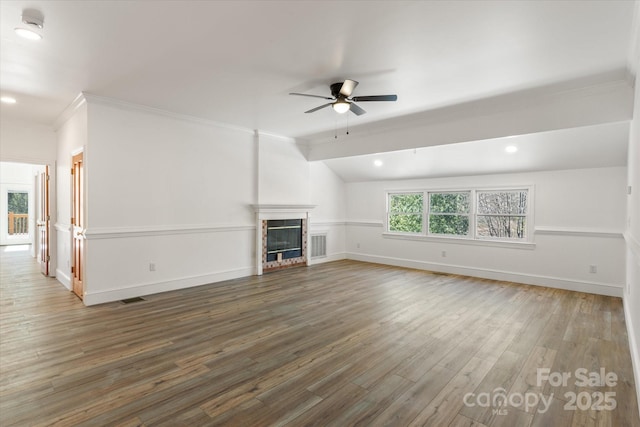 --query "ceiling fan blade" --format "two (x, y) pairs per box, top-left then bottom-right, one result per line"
(351, 94), (397, 102)
(305, 103), (332, 113)
(349, 102), (366, 116)
(339, 79), (359, 97)
(290, 92), (334, 100)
